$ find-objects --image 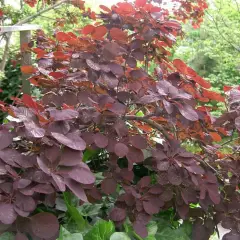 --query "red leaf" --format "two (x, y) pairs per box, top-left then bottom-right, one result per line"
(91, 26), (107, 39)
(223, 85), (233, 92)
(22, 94), (41, 112)
(49, 72), (66, 79)
(53, 51), (70, 61)
(21, 65), (36, 74)
(114, 2), (135, 15)
(173, 59), (188, 75)
(135, 0), (147, 7)
(82, 24), (95, 35)
(110, 28), (128, 43)
(209, 132), (222, 142)
(31, 213), (59, 239)
(202, 89), (225, 102)
(56, 32), (71, 42)
(99, 5), (111, 13)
